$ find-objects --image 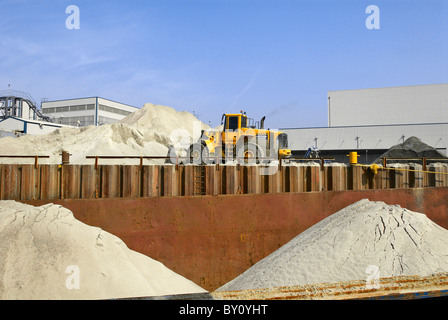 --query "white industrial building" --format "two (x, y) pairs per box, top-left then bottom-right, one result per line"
(280, 83), (448, 163)
(0, 116), (73, 137)
(41, 97), (138, 127)
(0, 93), (138, 137)
(0, 90), (69, 137)
(0, 90), (52, 122)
